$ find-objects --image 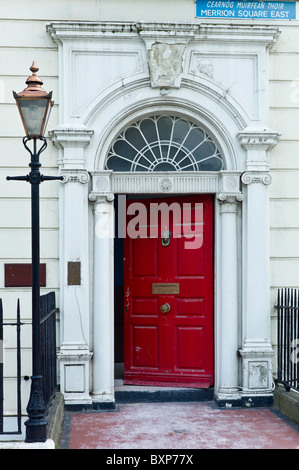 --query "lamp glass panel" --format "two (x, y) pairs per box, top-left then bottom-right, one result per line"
(18, 98), (48, 137)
